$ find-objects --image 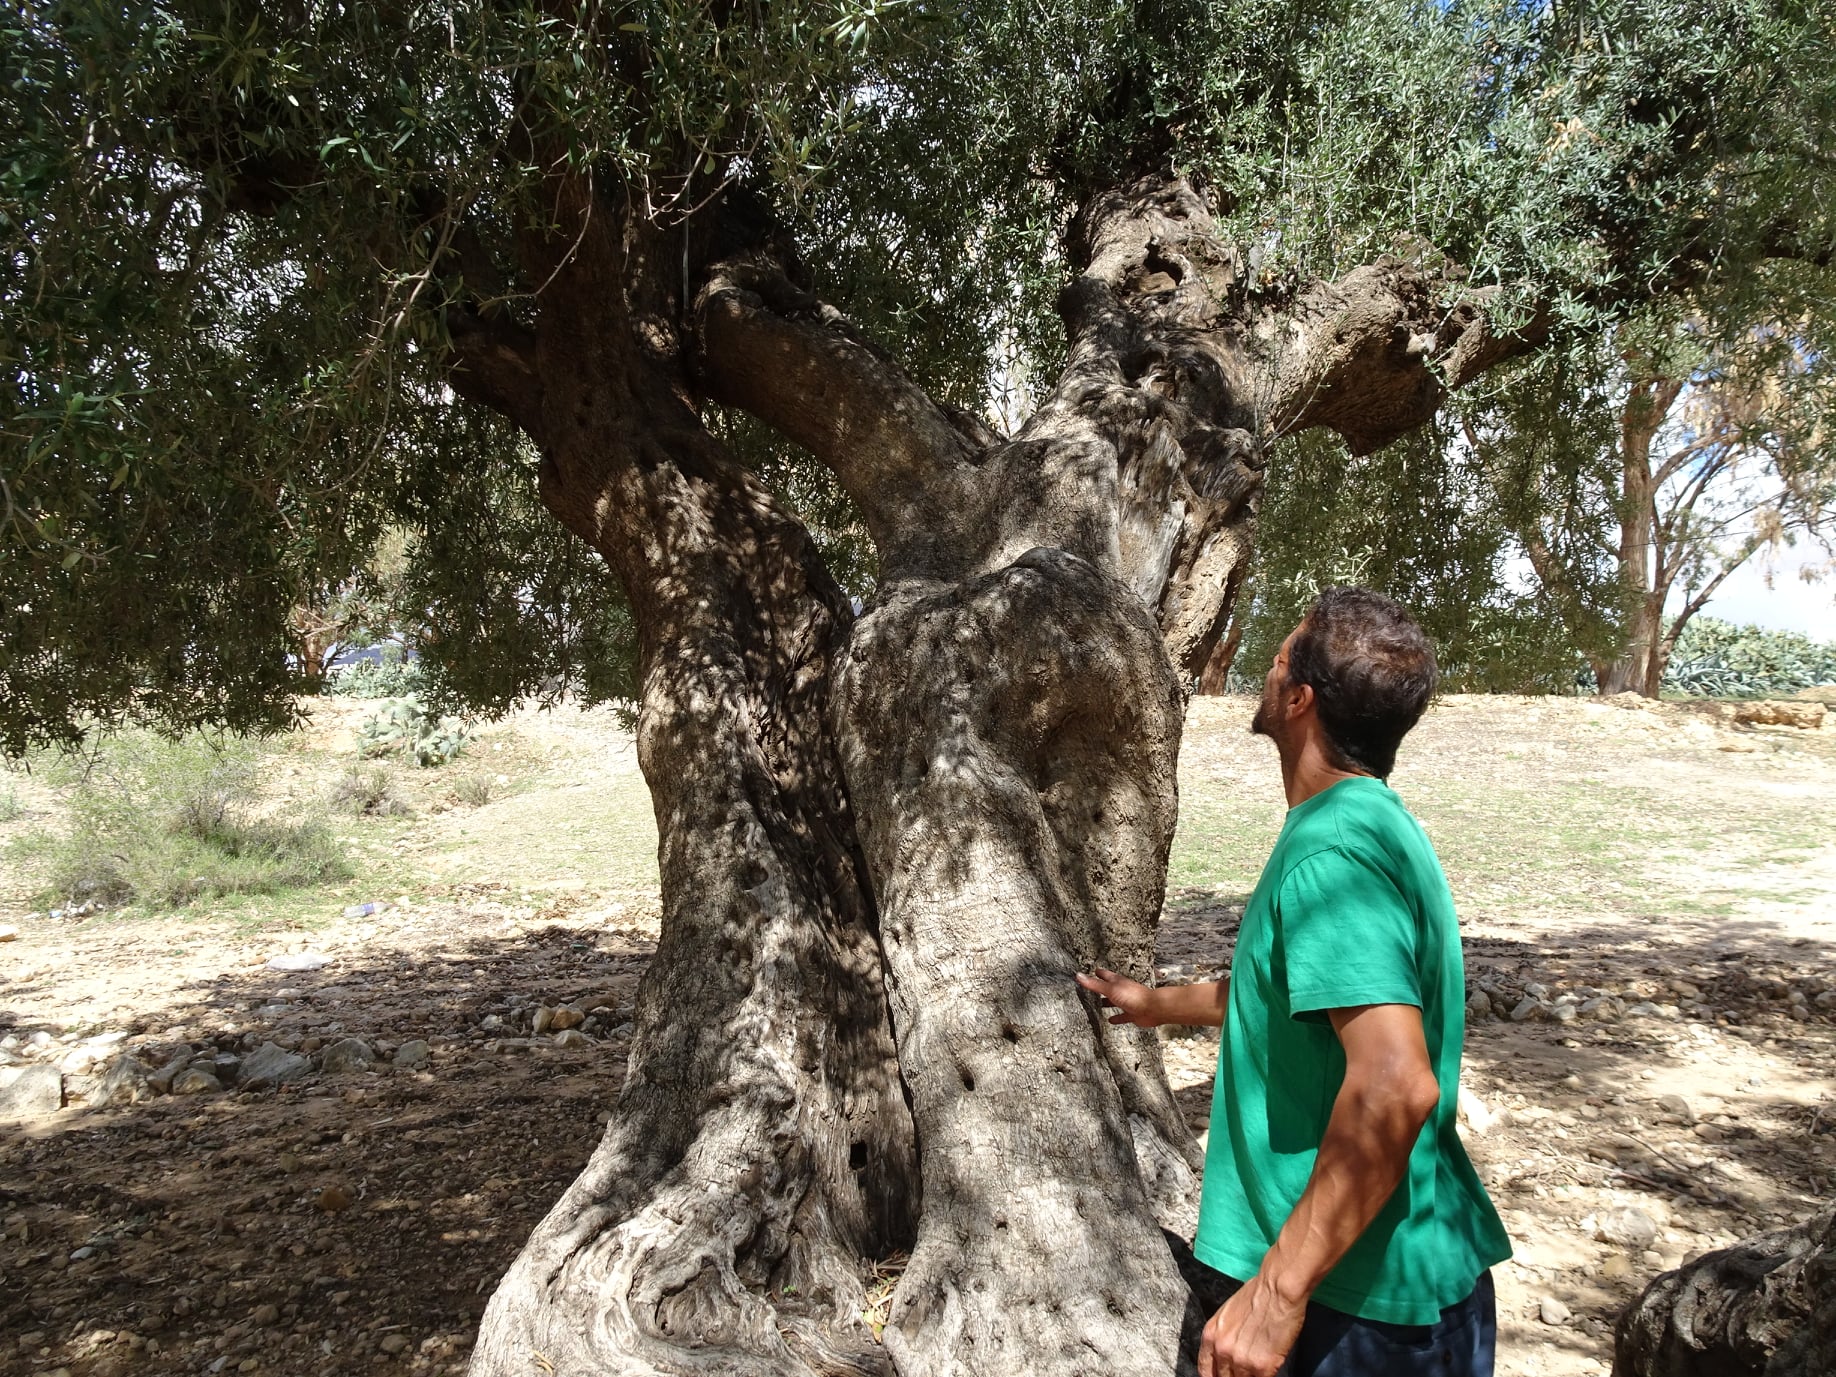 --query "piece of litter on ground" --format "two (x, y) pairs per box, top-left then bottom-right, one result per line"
(265, 952), (330, 973)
